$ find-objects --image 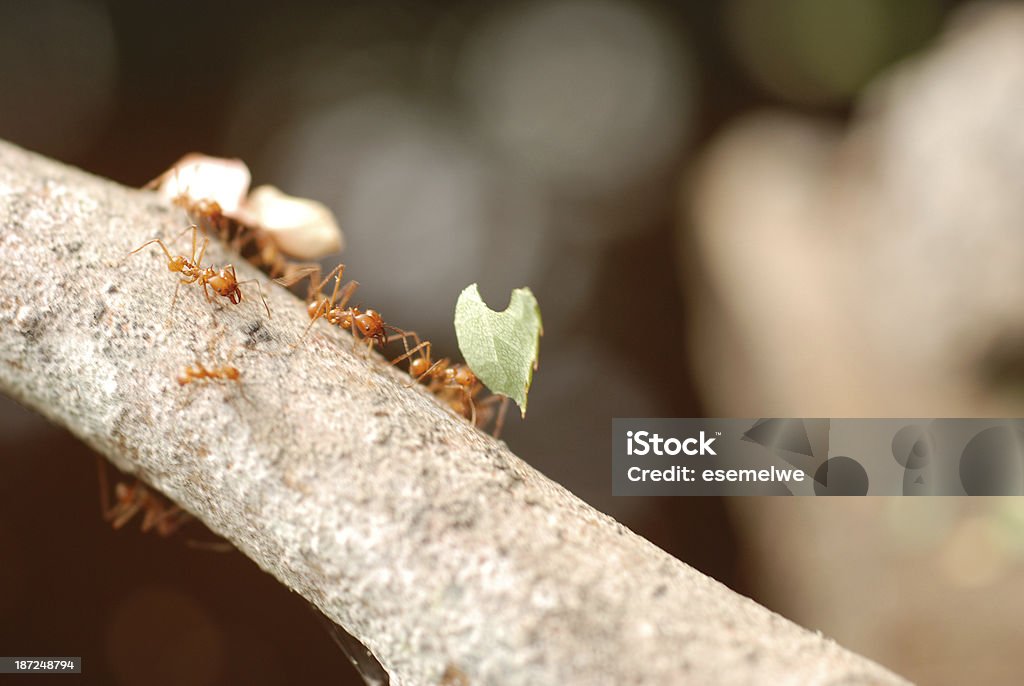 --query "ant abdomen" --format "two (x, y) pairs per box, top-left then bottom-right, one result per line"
(409, 357), (432, 379)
